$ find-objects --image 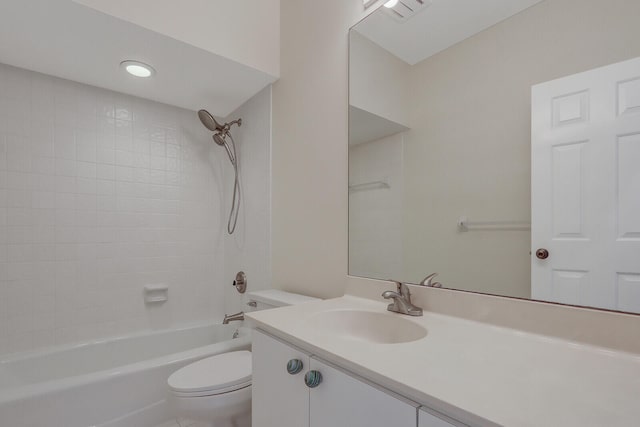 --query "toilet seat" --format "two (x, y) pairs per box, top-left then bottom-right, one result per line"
(168, 351), (252, 397)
